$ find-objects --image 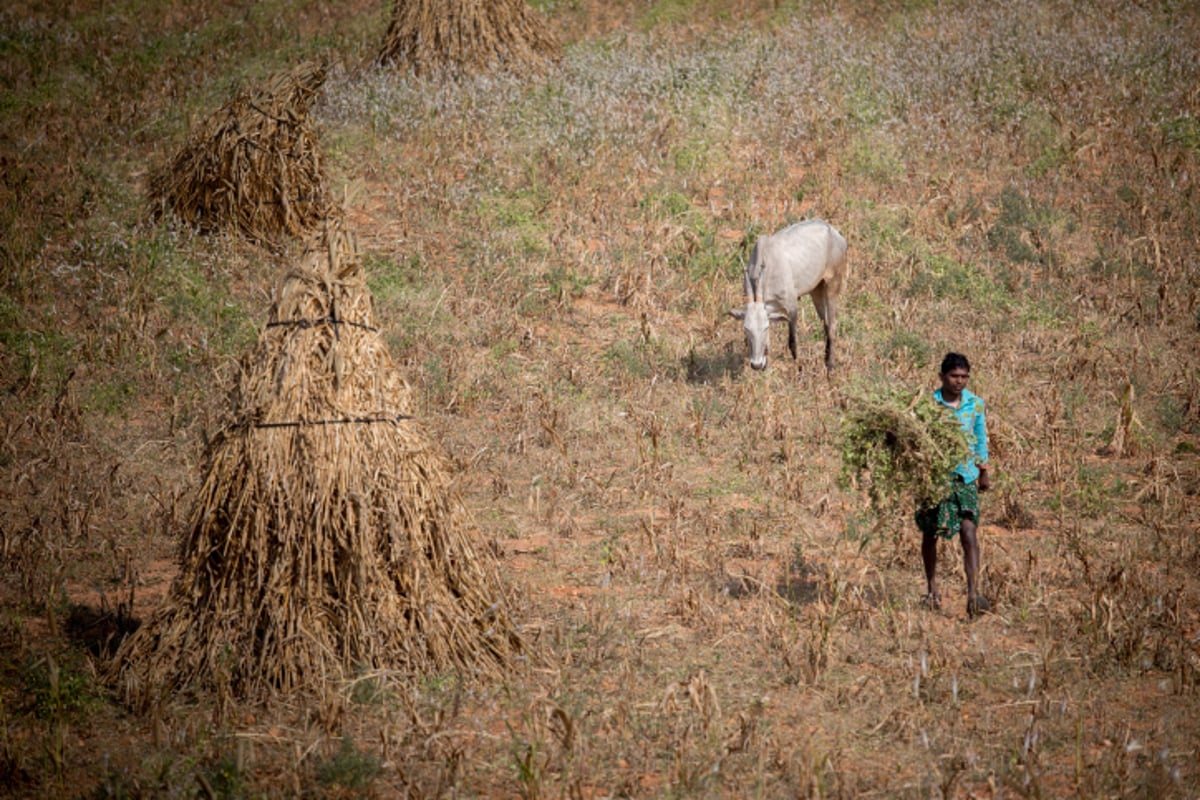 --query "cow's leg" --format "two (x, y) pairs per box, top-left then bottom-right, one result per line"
(810, 282), (836, 371)
(787, 310), (799, 360)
